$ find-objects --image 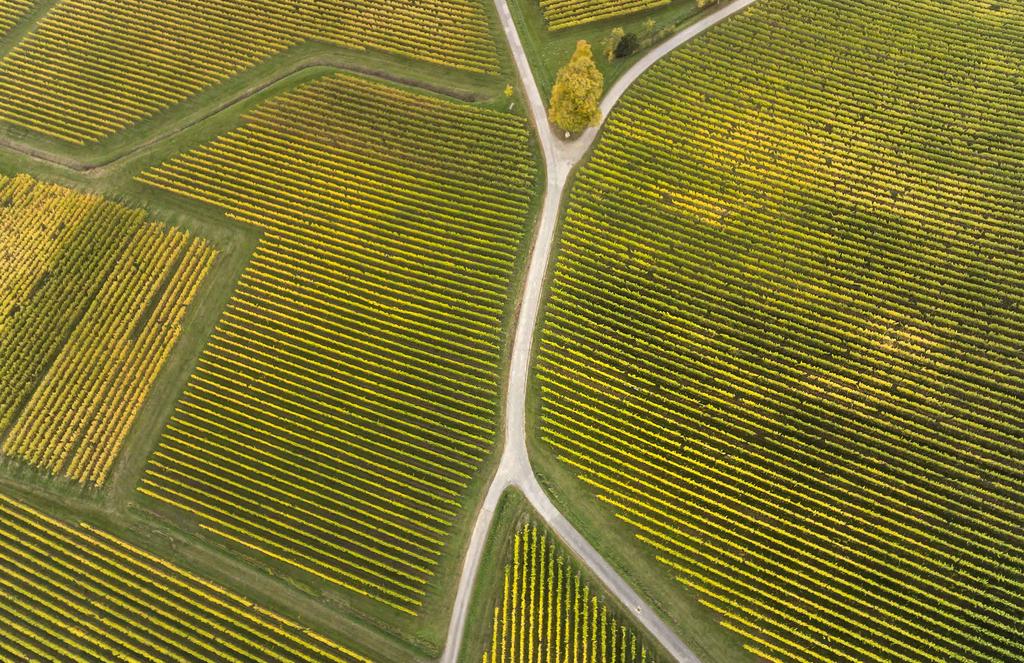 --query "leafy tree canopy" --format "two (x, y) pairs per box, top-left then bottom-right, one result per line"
(548, 40), (604, 134)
